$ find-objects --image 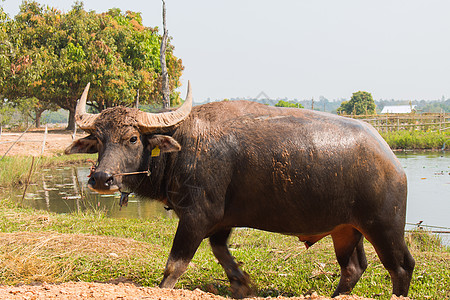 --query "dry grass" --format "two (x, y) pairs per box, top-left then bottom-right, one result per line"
(0, 231), (158, 285)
